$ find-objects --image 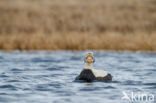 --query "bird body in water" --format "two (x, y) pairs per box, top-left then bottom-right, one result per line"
(75, 53), (112, 82)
